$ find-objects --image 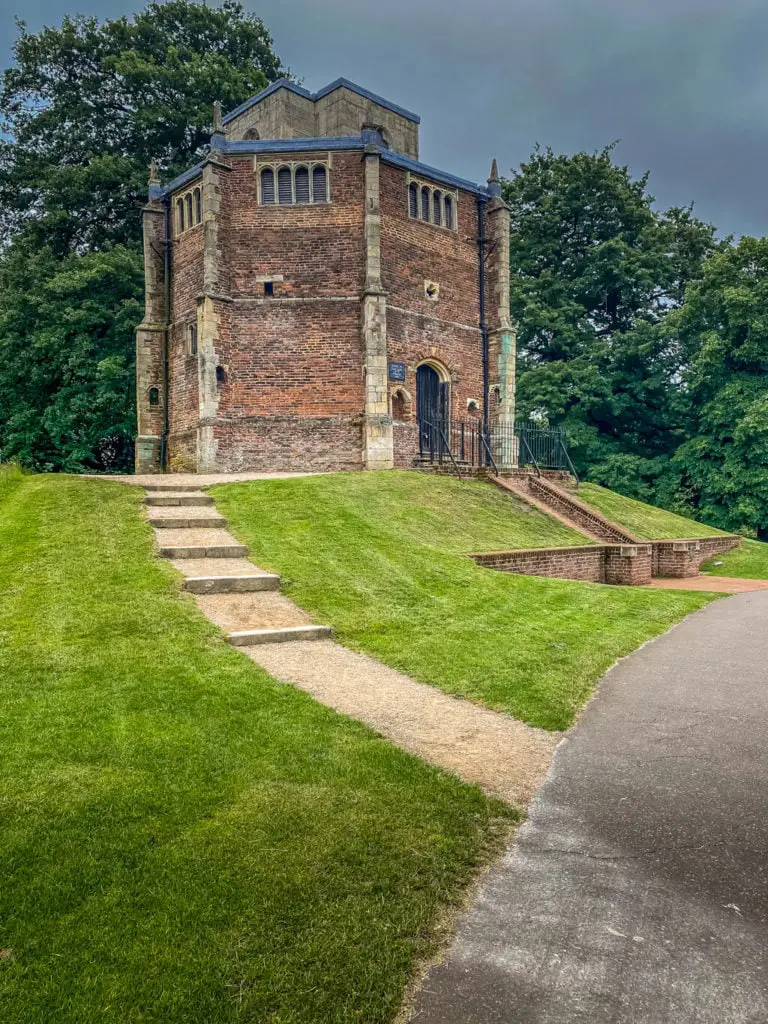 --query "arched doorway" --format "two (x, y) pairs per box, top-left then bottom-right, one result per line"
(417, 362), (449, 452)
